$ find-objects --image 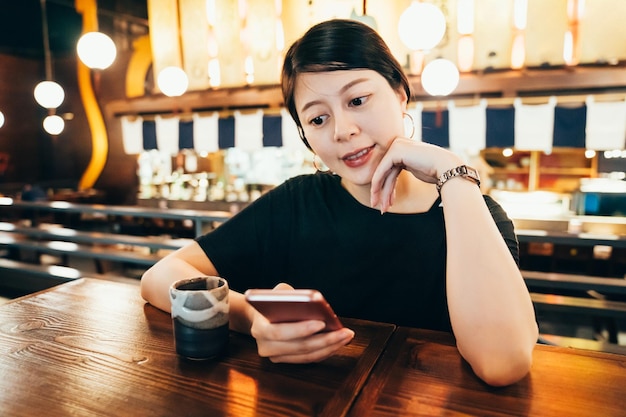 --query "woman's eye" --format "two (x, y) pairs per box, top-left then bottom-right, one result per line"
(310, 115), (326, 126)
(350, 96), (368, 106)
